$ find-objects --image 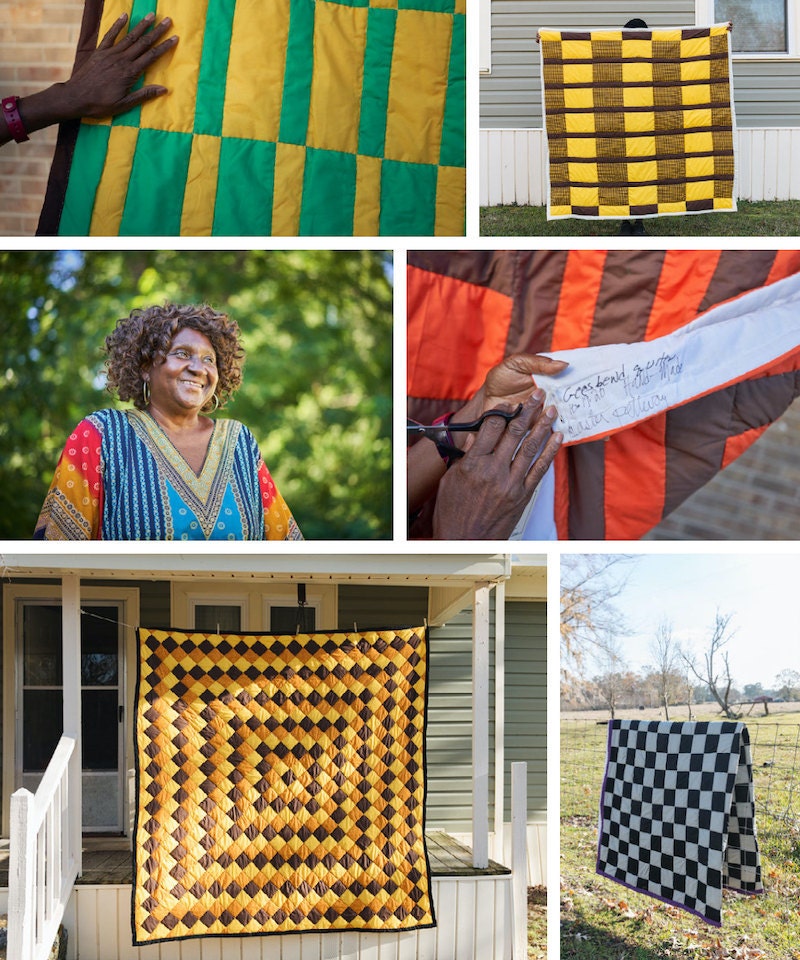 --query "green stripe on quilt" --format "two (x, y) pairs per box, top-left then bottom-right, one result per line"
(57, 123), (112, 235)
(213, 138), (276, 235)
(299, 148), (356, 235)
(398, 0), (456, 12)
(379, 160), (437, 235)
(357, 8), (396, 158)
(112, 0), (159, 128)
(279, 0), (316, 145)
(119, 129), (193, 235)
(194, 0), (236, 136)
(439, 12), (465, 167)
